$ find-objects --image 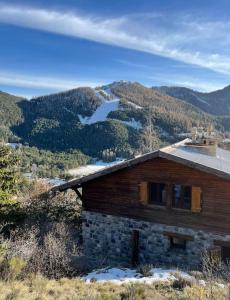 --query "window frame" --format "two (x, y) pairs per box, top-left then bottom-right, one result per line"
(172, 184), (192, 210)
(148, 182), (167, 206)
(170, 236), (187, 250)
